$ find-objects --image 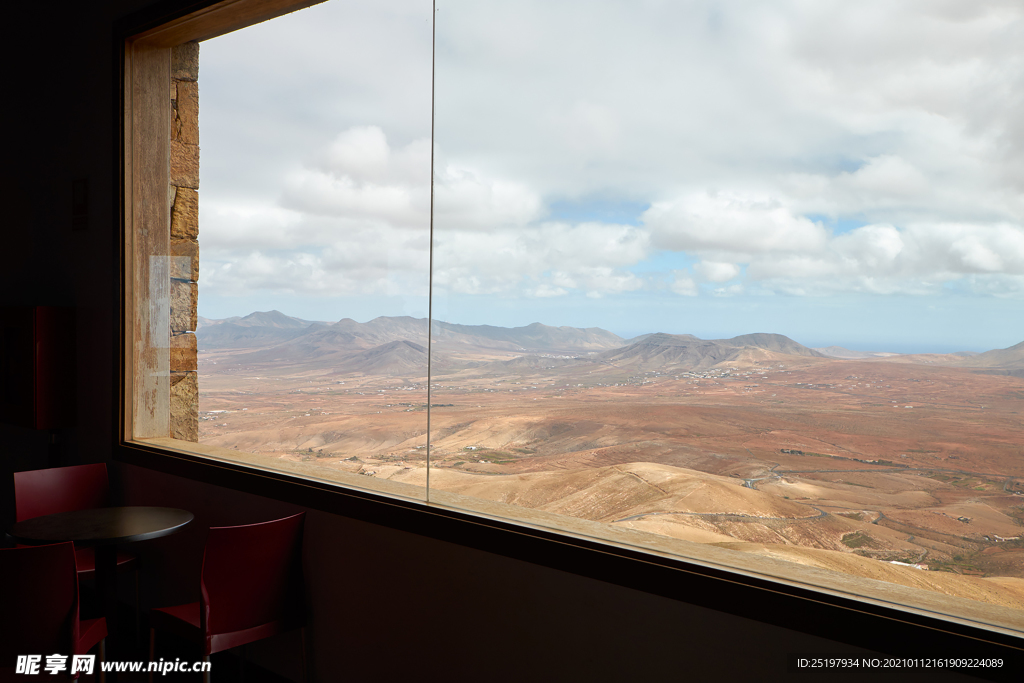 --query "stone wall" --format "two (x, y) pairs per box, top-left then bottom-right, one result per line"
(169, 42), (200, 441)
